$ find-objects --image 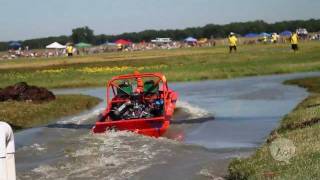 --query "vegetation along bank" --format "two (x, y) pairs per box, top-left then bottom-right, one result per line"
(228, 76), (320, 179)
(1, 94), (101, 130)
